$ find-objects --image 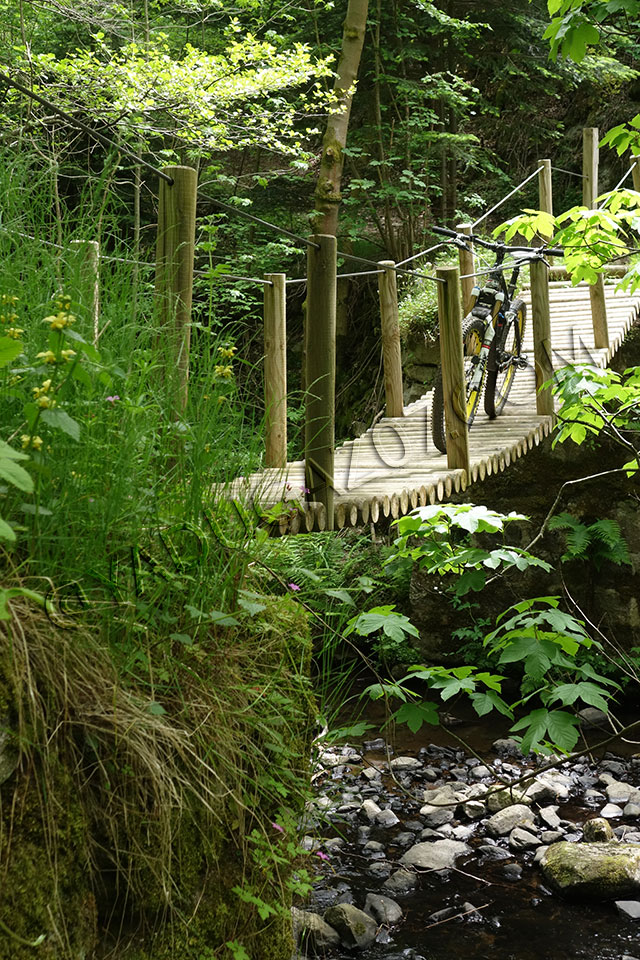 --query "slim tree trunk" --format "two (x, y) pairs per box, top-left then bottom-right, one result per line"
(313, 0), (369, 236)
